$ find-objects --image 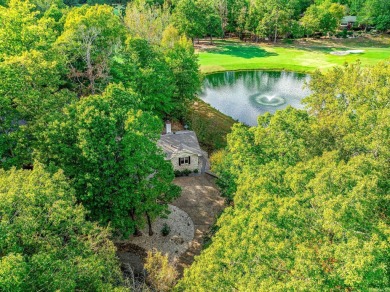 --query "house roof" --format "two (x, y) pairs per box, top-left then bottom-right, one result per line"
(158, 131), (204, 159)
(341, 16), (357, 24)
